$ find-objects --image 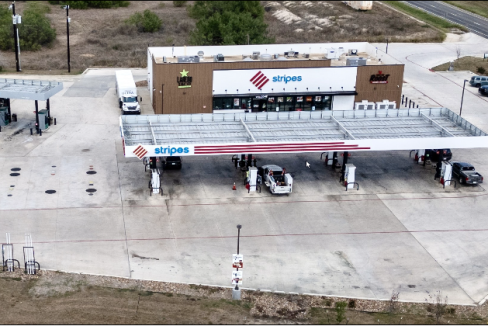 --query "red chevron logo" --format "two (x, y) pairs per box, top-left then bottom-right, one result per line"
(250, 71), (269, 90)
